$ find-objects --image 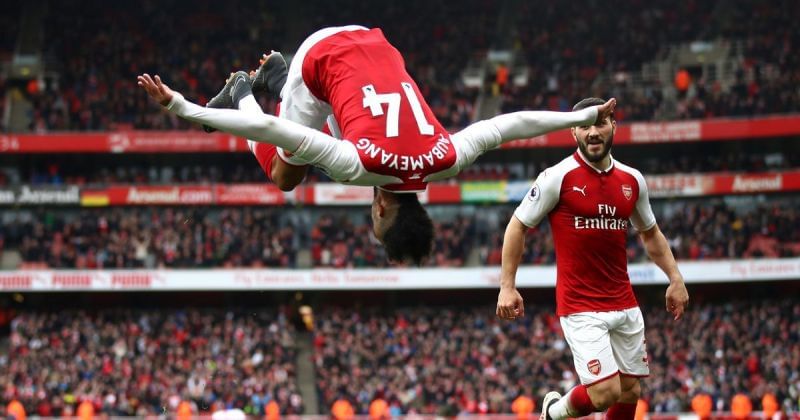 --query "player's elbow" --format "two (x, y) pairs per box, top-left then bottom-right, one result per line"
(270, 162), (307, 192)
